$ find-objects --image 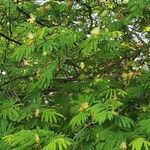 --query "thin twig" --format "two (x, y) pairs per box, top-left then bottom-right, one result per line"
(73, 122), (95, 140)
